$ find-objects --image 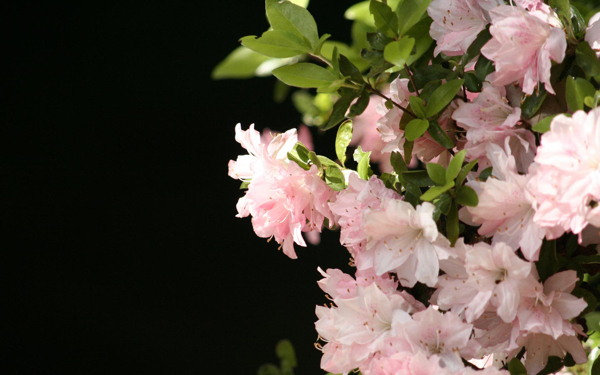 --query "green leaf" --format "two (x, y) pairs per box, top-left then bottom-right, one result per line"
(405, 119), (430, 141)
(287, 142), (311, 170)
(257, 363), (280, 375)
(240, 31), (311, 58)
(349, 90), (370, 117)
(461, 28), (492, 66)
(565, 76), (596, 111)
(317, 155), (340, 167)
(390, 151), (408, 174)
(404, 182), (421, 207)
(240, 180), (251, 189)
(455, 185), (478, 207)
(463, 71), (482, 93)
(396, 0), (432, 36)
(339, 54), (364, 83)
(402, 170), (435, 187)
(475, 54), (494, 82)
(324, 165), (346, 191)
(536, 240), (559, 282)
(446, 150), (466, 182)
(427, 120), (454, 149)
(577, 42), (600, 77)
(313, 33), (332, 56)
(276, 339), (297, 369)
(420, 181), (454, 201)
(521, 85), (548, 119)
(266, 0), (319, 49)
(479, 166), (493, 182)
(308, 151), (322, 170)
(592, 356), (600, 375)
(403, 139), (414, 164)
(426, 79), (465, 117)
(532, 115), (557, 133)
(383, 37), (415, 68)
(405, 18), (434, 66)
(354, 146), (373, 180)
(322, 91), (360, 130)
(212, 47), (270, 79)
(321, 41), (369, 72)
(434, 193), (453, 216)
(507, 358), (527, 375)
(369, 0), (398, 37)
(446, 201), (459, 246)
(537, 356), (564, 375)
(345, 1), (375, 27)
(335, 120), (353, 167)
(273, 63), (336, 88)
(426, 163), (446, 186)
(409, 96), (427, 118)
(413, 65), (451, 90)
(456, 160), (477, 187)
